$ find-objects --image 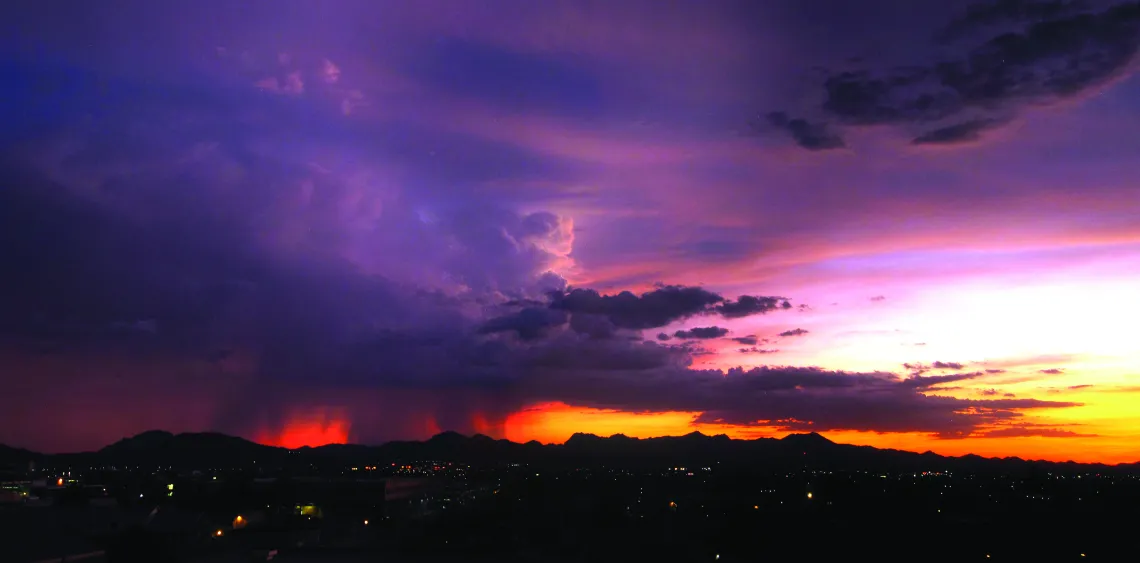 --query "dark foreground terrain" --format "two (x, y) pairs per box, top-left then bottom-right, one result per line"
(2, 431), (1137, 562)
